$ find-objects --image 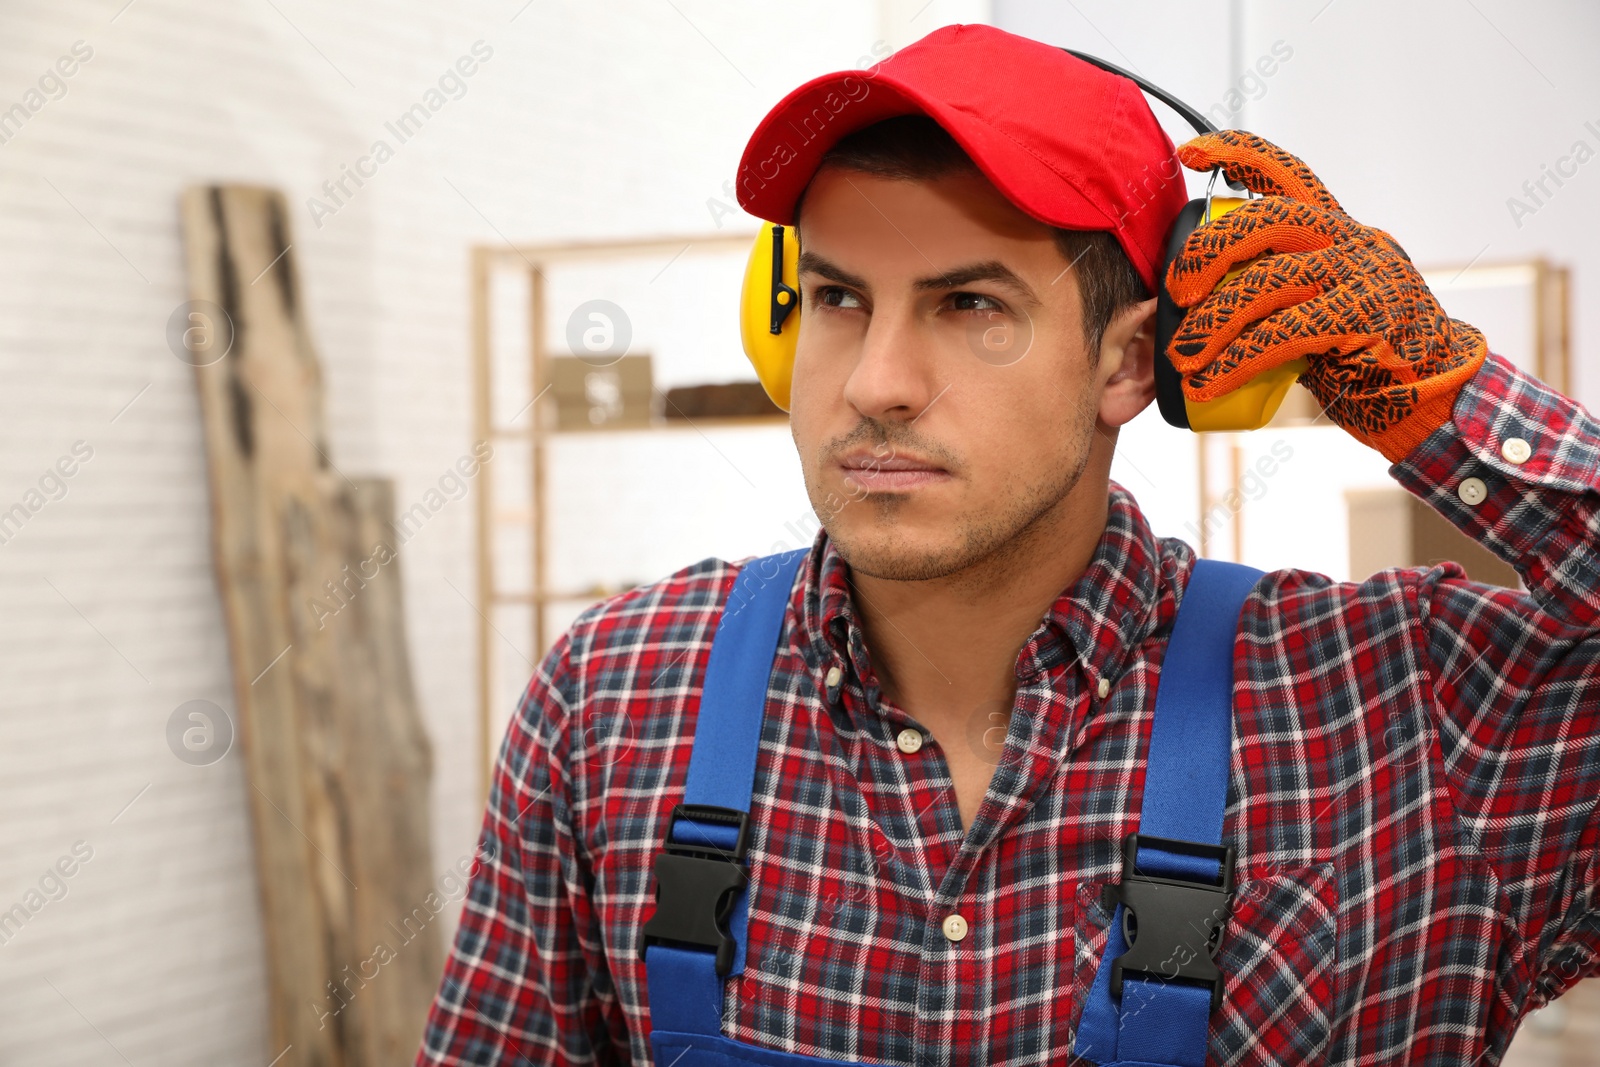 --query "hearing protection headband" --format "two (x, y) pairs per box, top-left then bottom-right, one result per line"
(741, 49), (1306, 433)
(1058, 49), (1245, 192)
(1063, 50), (1311, 434)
